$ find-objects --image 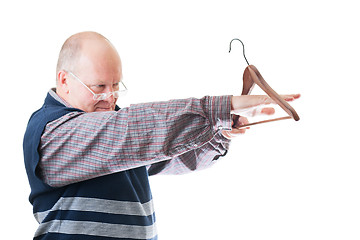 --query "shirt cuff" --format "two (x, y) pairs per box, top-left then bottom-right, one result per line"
(204, 95), (233, 132)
